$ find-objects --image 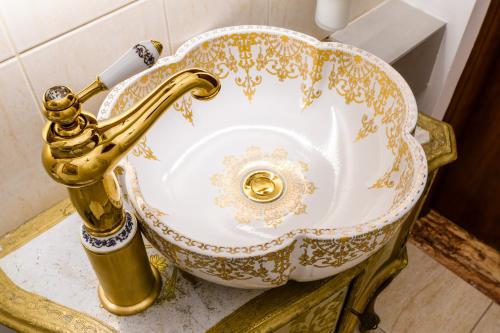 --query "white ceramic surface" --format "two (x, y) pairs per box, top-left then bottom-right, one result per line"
(99, 26), (427, 288)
